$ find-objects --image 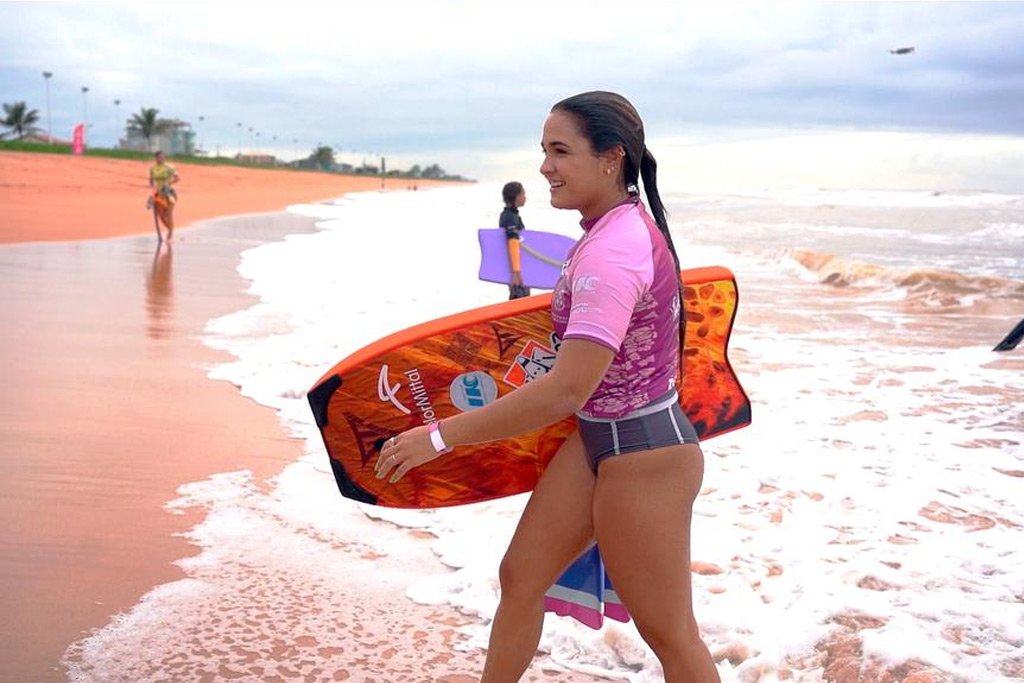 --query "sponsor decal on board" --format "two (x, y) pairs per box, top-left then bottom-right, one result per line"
(490, 324), (523, 360)
(503, 340), (557, 388)
(449, 371), (498, 412)
(377, 364), (412, 415)
(403, 368), (439, 424)
(376, 364), (440, 424)
(343, 412), (393, 467)
(442, 332), (482, 367)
